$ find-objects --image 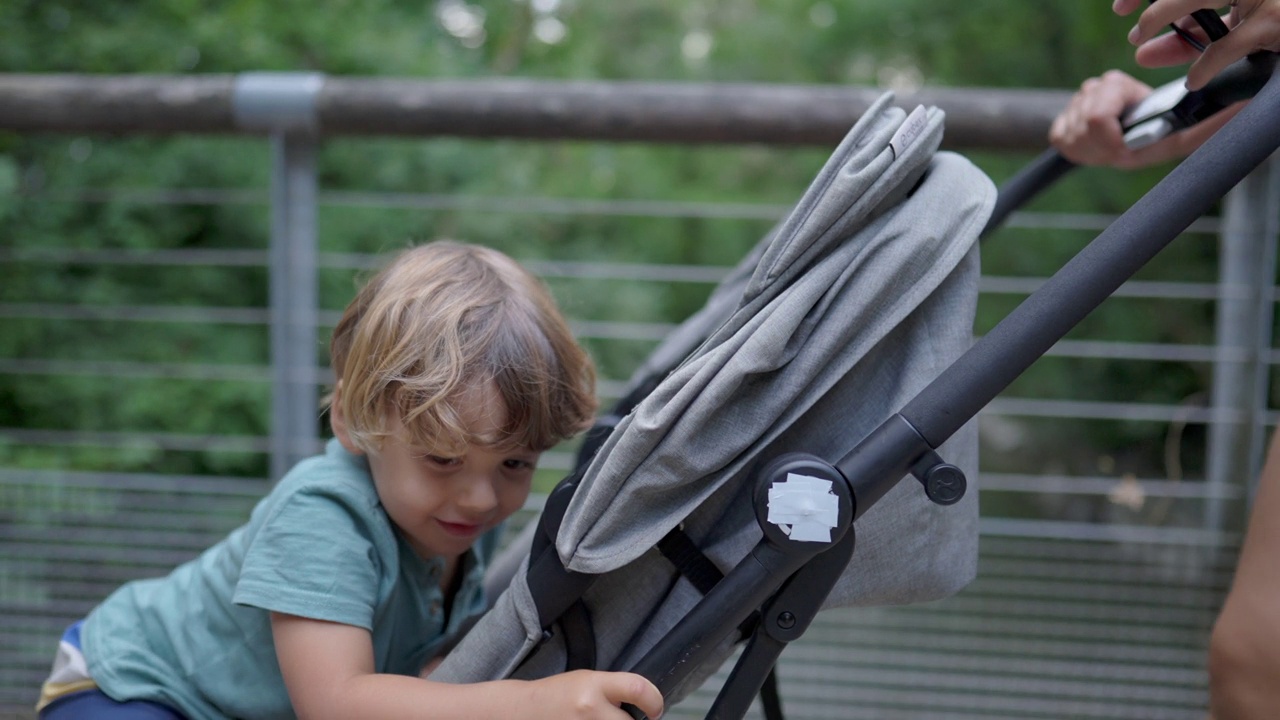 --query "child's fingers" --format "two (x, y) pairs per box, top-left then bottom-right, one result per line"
(603, 672), (664, 720)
